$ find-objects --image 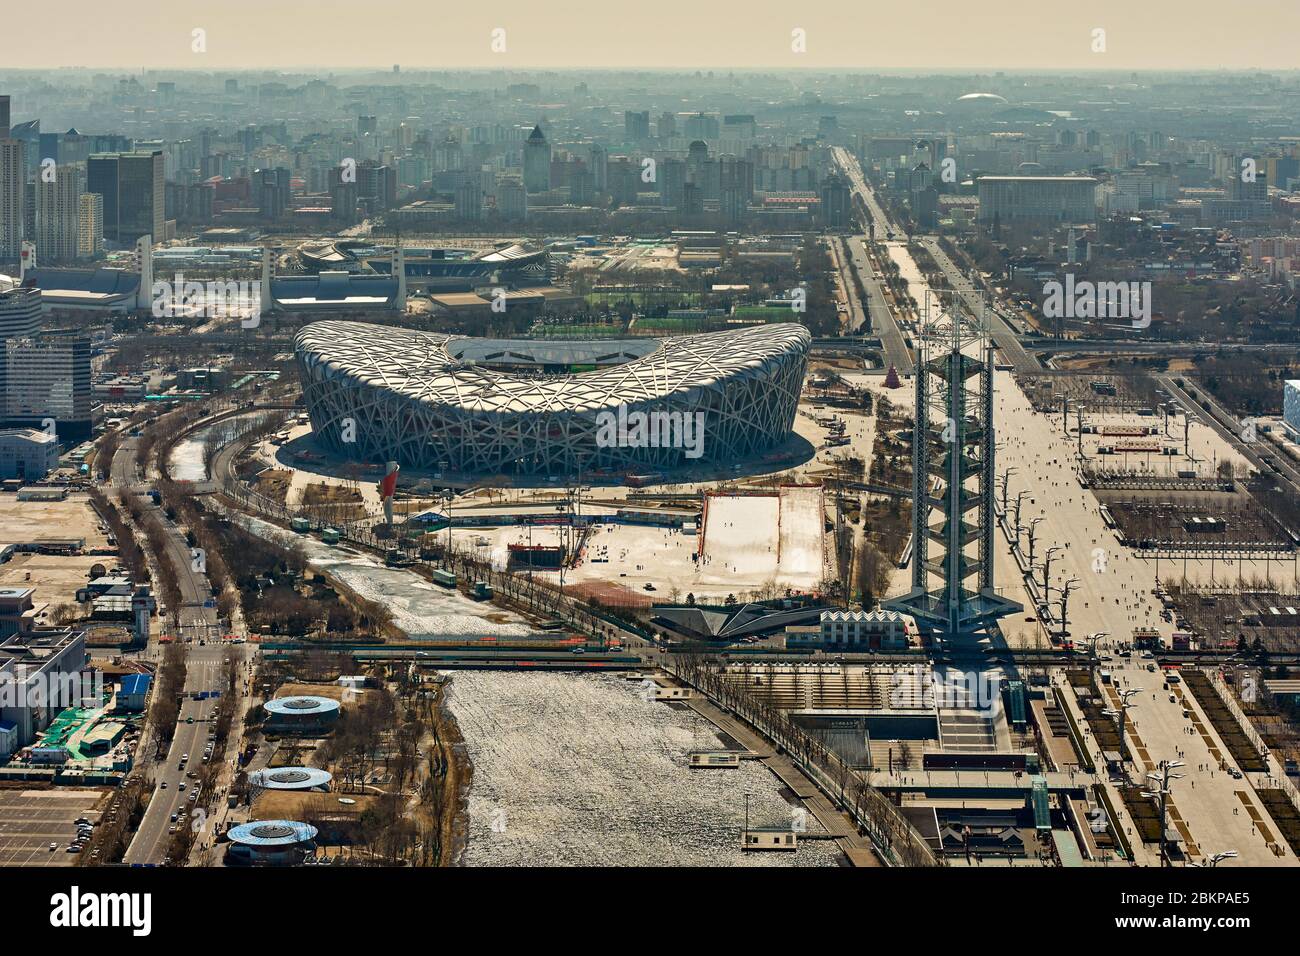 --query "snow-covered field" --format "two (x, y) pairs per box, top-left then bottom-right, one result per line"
(449, 671), (843, 866)
(701, 494), (781, 581)
(777, 485), (825, 580)
(700, 491), (824, 590)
